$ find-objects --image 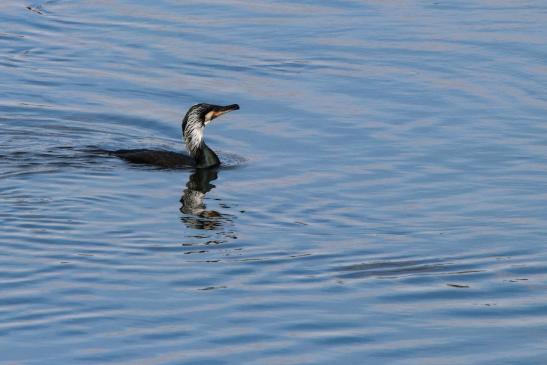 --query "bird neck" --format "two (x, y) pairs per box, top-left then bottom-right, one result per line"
(183, 122), (220, 168)
(194, 143), (220, 168)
